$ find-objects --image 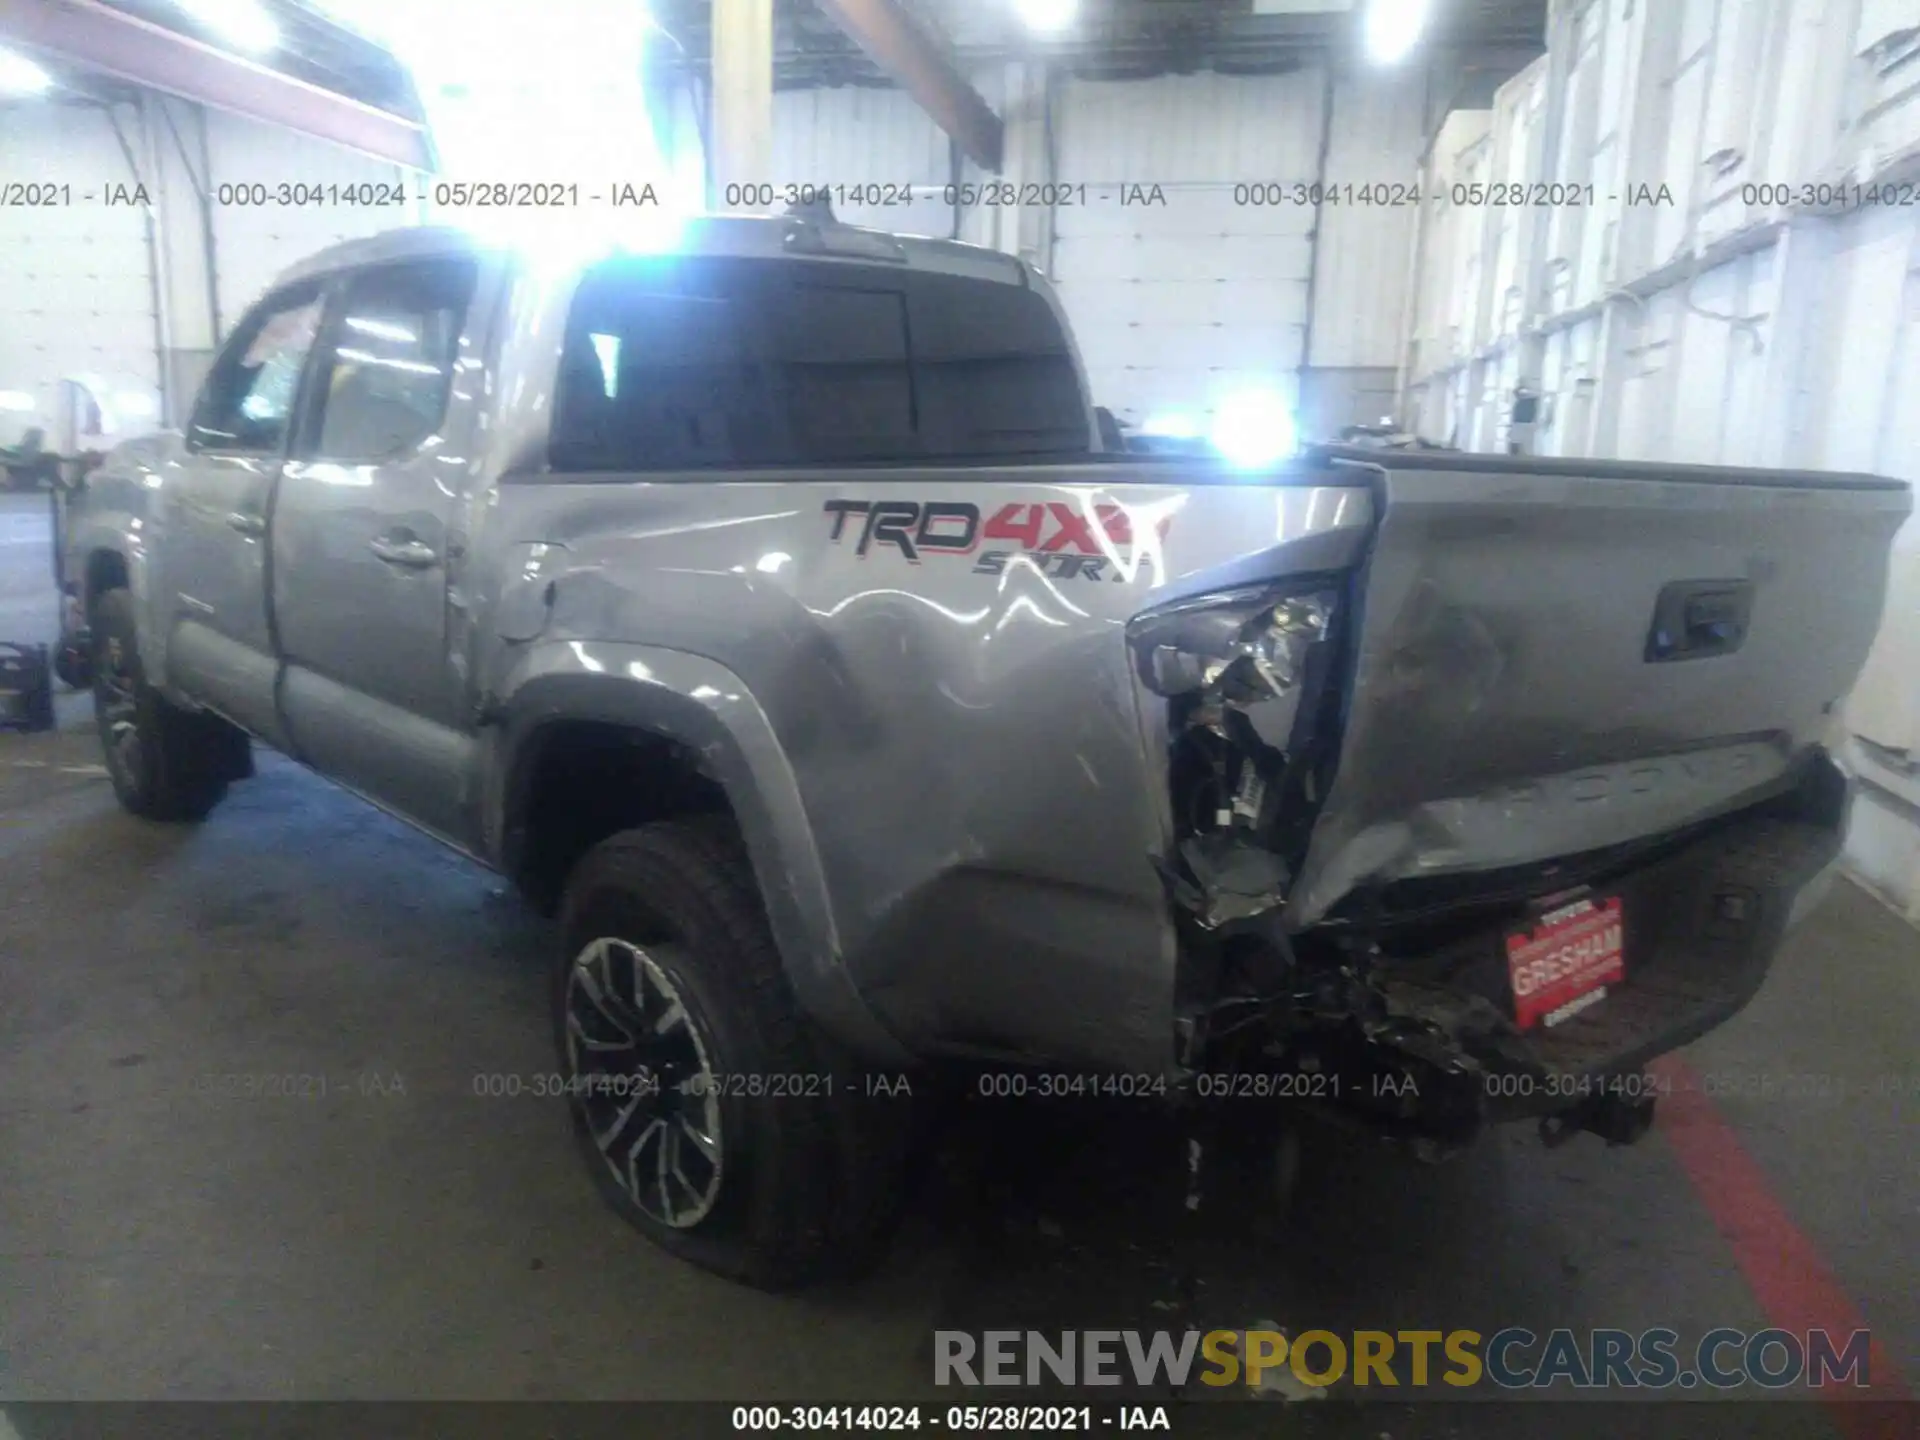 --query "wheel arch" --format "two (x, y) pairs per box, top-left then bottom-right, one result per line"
(488, 642), (911, 1065)
(82, 546), (131, 611)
